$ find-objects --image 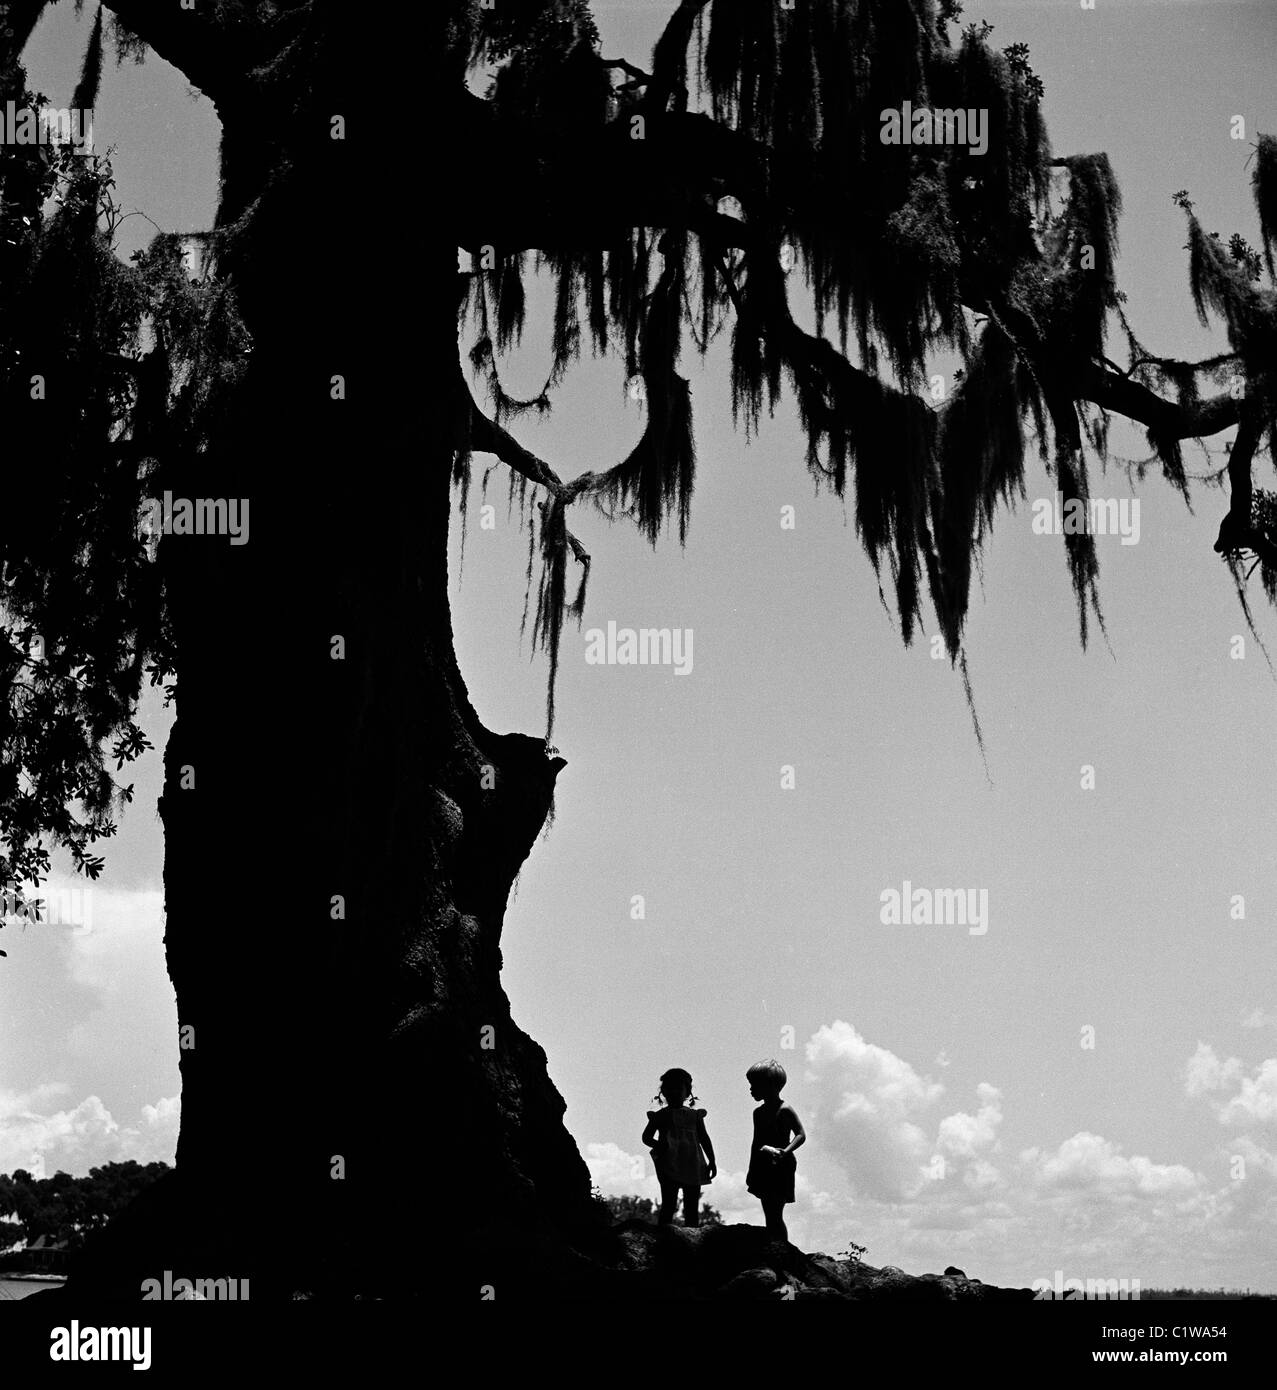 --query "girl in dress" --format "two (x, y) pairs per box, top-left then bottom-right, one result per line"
(642, 1068), (717, 1226)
